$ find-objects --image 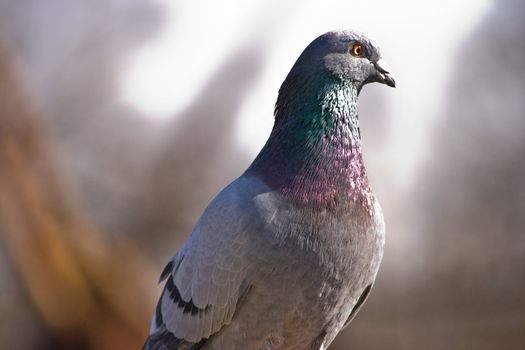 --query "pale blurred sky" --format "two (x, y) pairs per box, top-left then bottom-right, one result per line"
(120, 0), (492, 184)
